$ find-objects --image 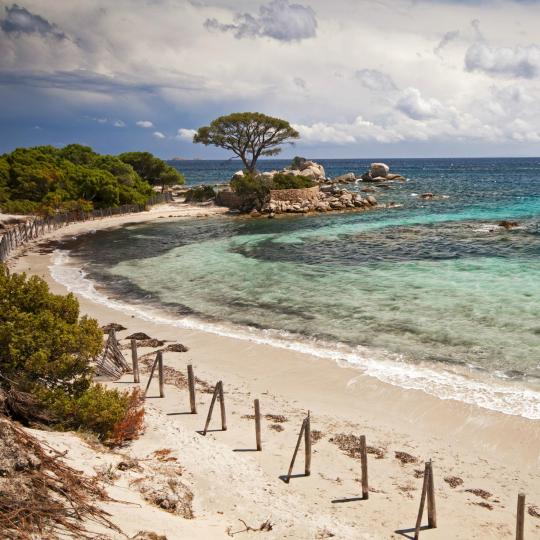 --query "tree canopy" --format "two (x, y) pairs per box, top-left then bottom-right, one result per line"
(193, 112), (300, 173)
(118, 151), (184, 192)
(0, 144), (174, 214)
